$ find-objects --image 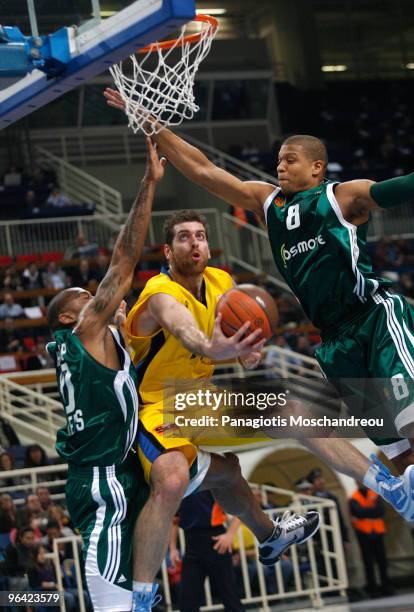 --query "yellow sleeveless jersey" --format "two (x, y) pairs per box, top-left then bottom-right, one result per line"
(126, 267), (233, 408)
